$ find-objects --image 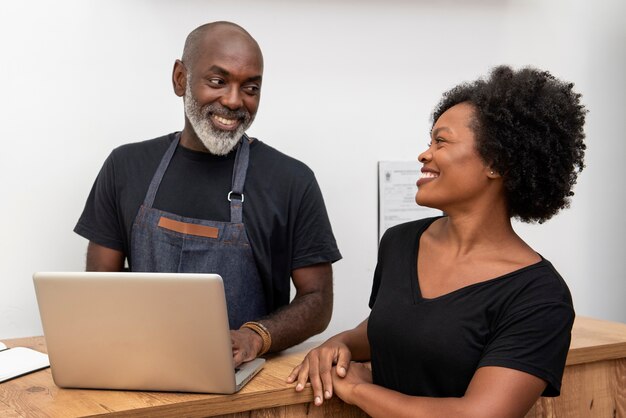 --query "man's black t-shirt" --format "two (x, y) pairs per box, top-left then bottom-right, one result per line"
(75, 133), (342, 312)
(368, 217), (574, 397)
